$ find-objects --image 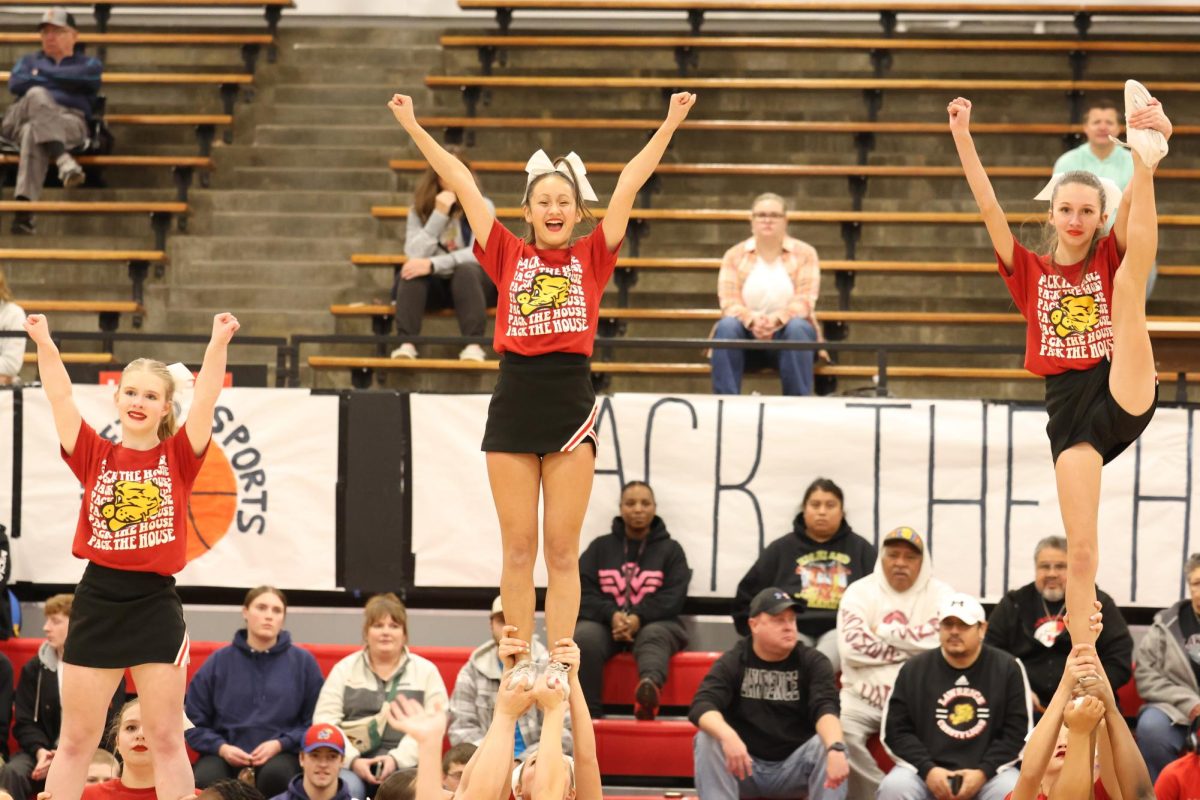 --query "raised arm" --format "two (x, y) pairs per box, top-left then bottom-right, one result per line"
(23, 314), (81, 454)
(552, 638), (600, 800)
(384, 696), (451, 800)
(387, 94), (496, 250)
(187, 313), (239, 457)
(531, 675), (569, 800)
(1051, 697), (1104, 800)
(1083, 664), (1155, 800)
(458, 668), (532, 800)
(600, 92), (696, 252)
(947, 97), (1014, 269)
